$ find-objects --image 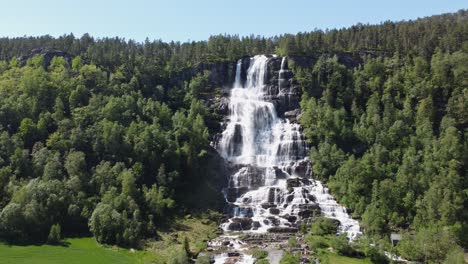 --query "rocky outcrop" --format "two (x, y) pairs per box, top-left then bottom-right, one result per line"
(284, 109), (301, 123)
(170, 60), (236, 89)
(225, 187), (248, 203)
(227, 218), (253, 231)
(297, 203), (320, 218)
(267, 227), (299, 233)
(286, 177), (312, 189)
(18, 48), (73, 68)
